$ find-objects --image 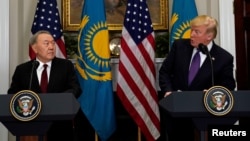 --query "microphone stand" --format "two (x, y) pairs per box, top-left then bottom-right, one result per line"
(207, 52), (214, 86)
(29, 60), (39, 90)
(198, 43), (214, 86)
